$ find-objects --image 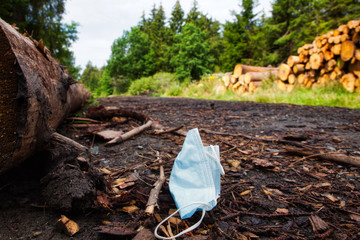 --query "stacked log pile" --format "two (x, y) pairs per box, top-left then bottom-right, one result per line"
(220, 64), (279, 94)
(278, 19), (360, 92)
